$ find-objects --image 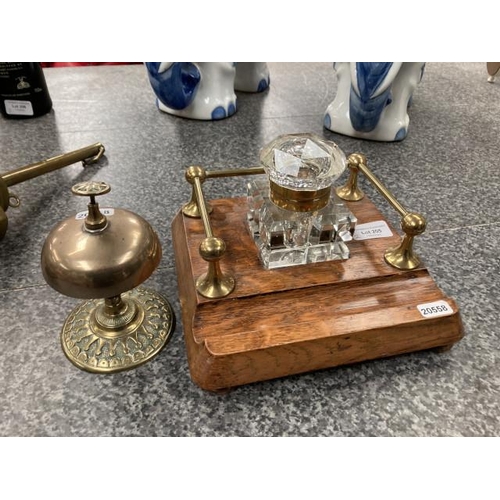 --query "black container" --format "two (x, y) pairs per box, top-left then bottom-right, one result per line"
(0, 62), (52, 118)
